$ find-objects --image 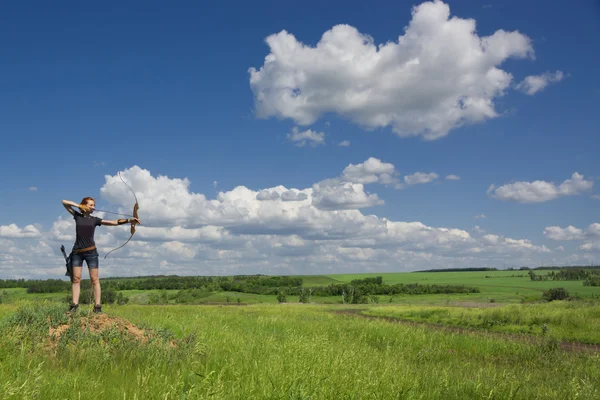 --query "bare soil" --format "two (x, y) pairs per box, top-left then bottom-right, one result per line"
(47, 313), (152, 349)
